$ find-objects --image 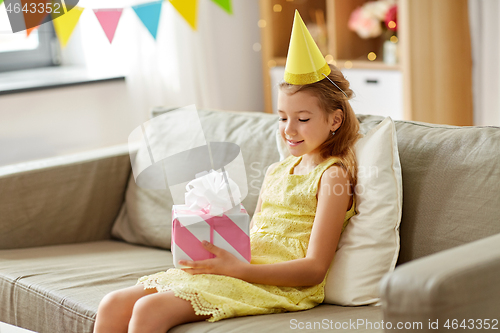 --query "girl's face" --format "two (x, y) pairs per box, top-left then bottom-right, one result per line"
(278, 90), (334, 159)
